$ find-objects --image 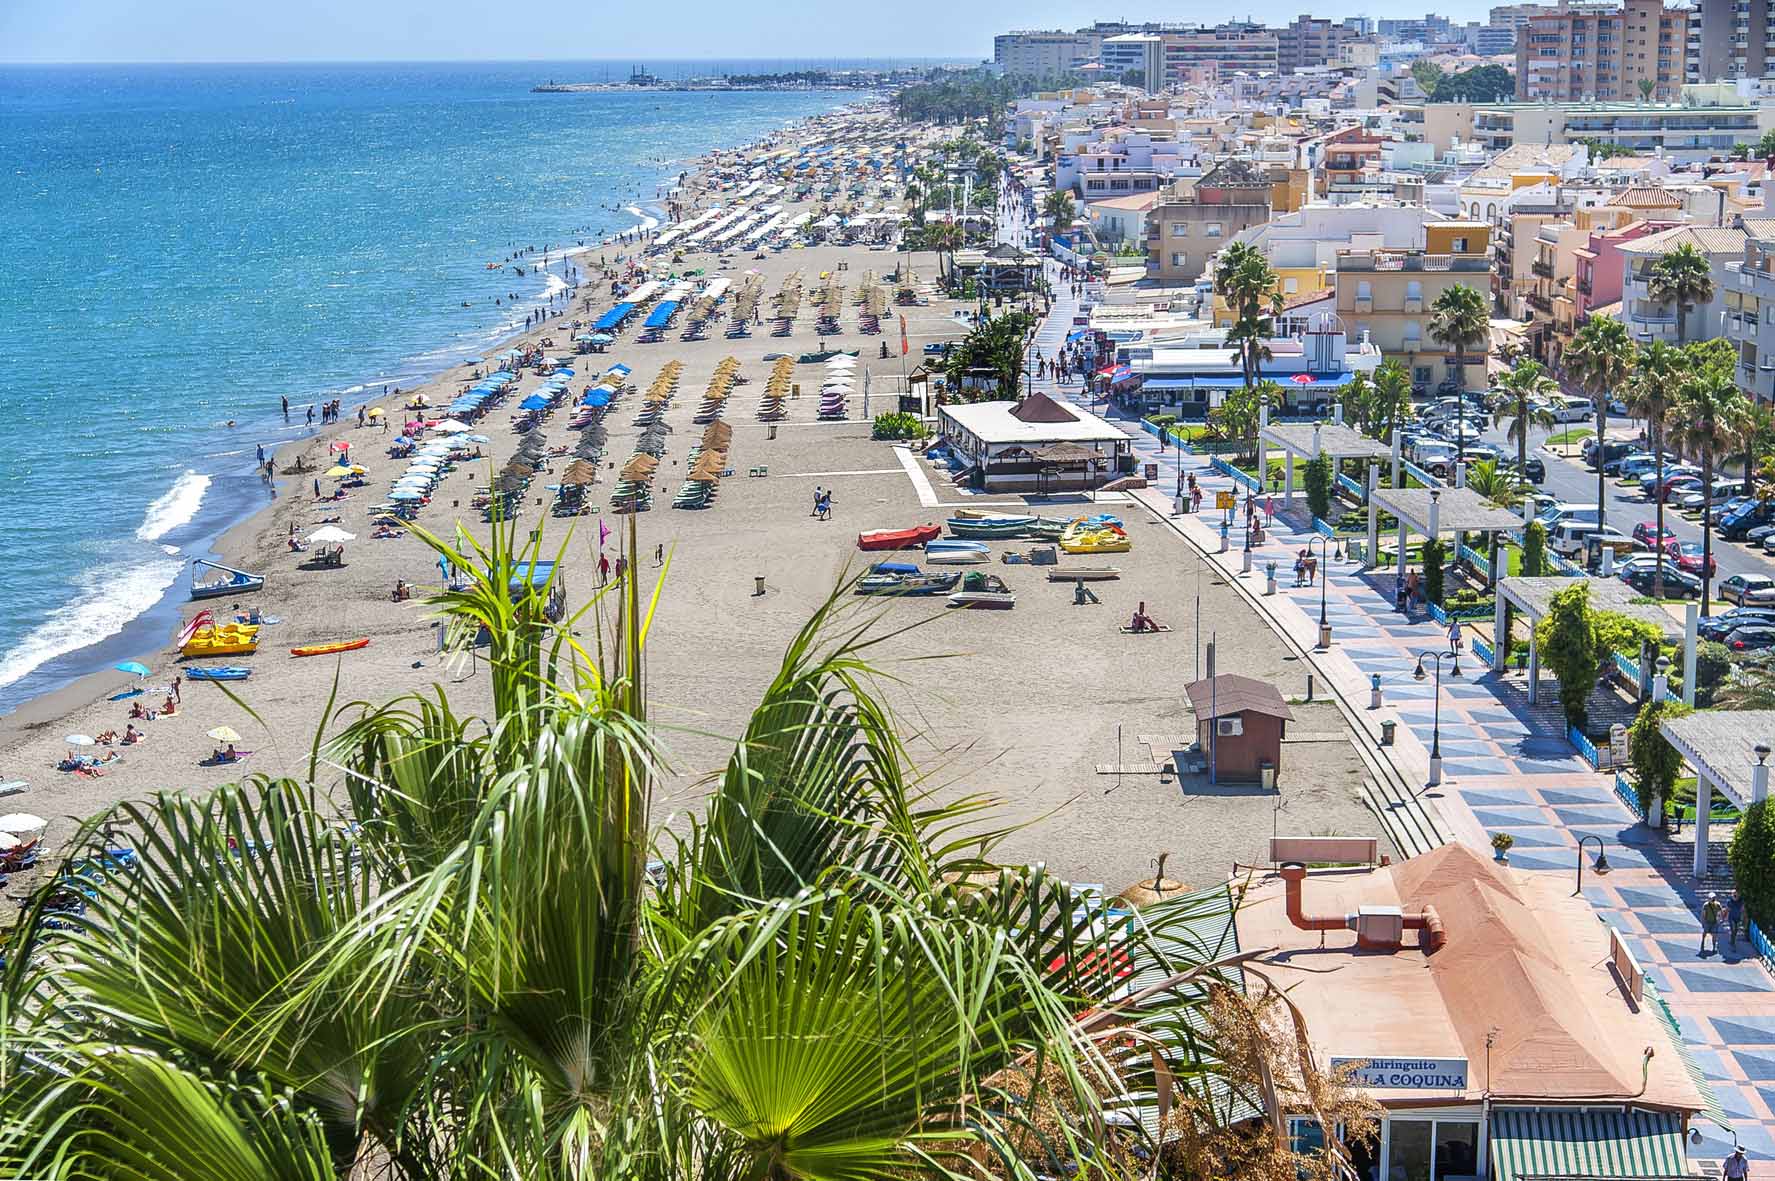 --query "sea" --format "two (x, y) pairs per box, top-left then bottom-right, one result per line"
(0, 61), (890, 712)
